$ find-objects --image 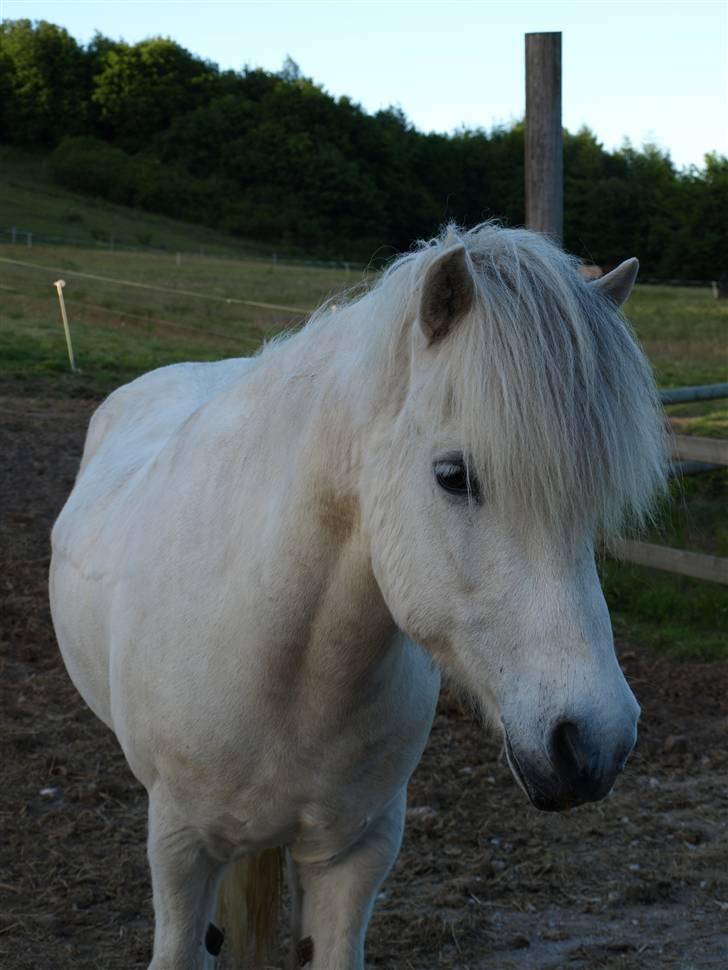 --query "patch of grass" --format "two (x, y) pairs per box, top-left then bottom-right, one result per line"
(625, 284), (728, 391)
(0, 244), (355, 397)
(602, 466), (728, 658)
(0, 308), (229, 398)
(651, 471), (728, 556)
(667, 401), (728, 439)
(602, 559), (728, 659)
